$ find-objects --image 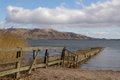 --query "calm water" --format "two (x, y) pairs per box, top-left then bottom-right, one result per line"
(28, 39), (120, 71)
